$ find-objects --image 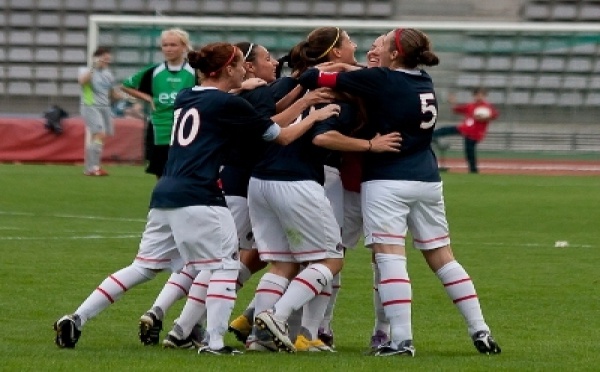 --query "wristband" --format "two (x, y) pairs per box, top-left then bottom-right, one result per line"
(367, 140), (372, 152)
